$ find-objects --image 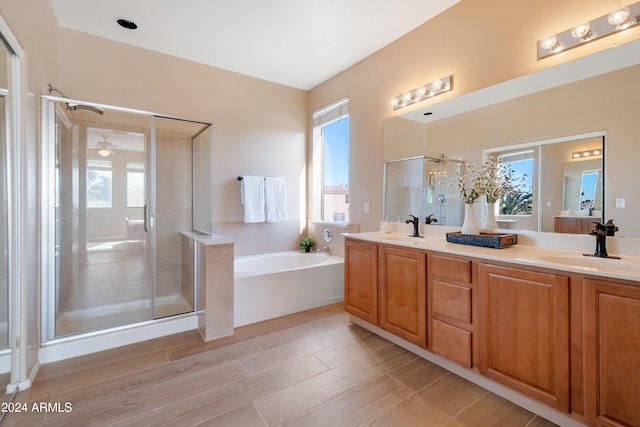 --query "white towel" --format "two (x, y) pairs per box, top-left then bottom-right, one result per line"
(265, 177), (288, 223)
(240, 176), (265, 223)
